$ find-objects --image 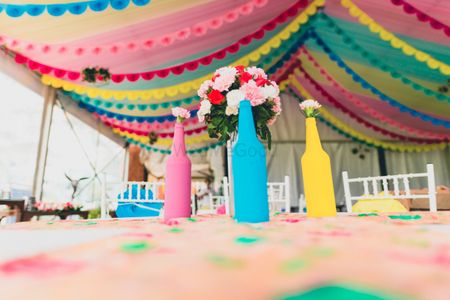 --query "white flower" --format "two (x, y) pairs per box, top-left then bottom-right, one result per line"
(299, 99), (321, 111)
(269, 80), (279, 94)
(197, 100), (212, 123)
(198, 80), (213, 98)
(225, 106), (239, 116)
(198, 99), (212, 115)
(214, 66), (238, 78)
(226, 89), (245, 107)
(299, 99), (321, 118)
(172, 107), (191, 122)
(260, 85), (278, 99)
